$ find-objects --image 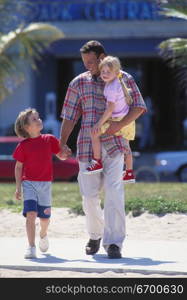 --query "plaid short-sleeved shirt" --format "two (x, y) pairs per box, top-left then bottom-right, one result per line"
(61, 71), (147, 162)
